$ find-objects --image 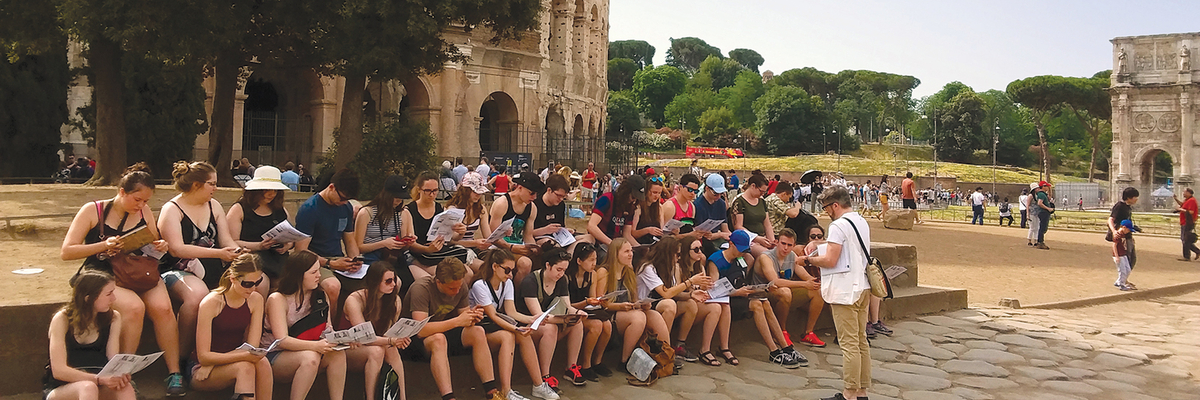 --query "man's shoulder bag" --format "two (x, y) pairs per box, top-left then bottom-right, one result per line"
(844, 218), (893, 300)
